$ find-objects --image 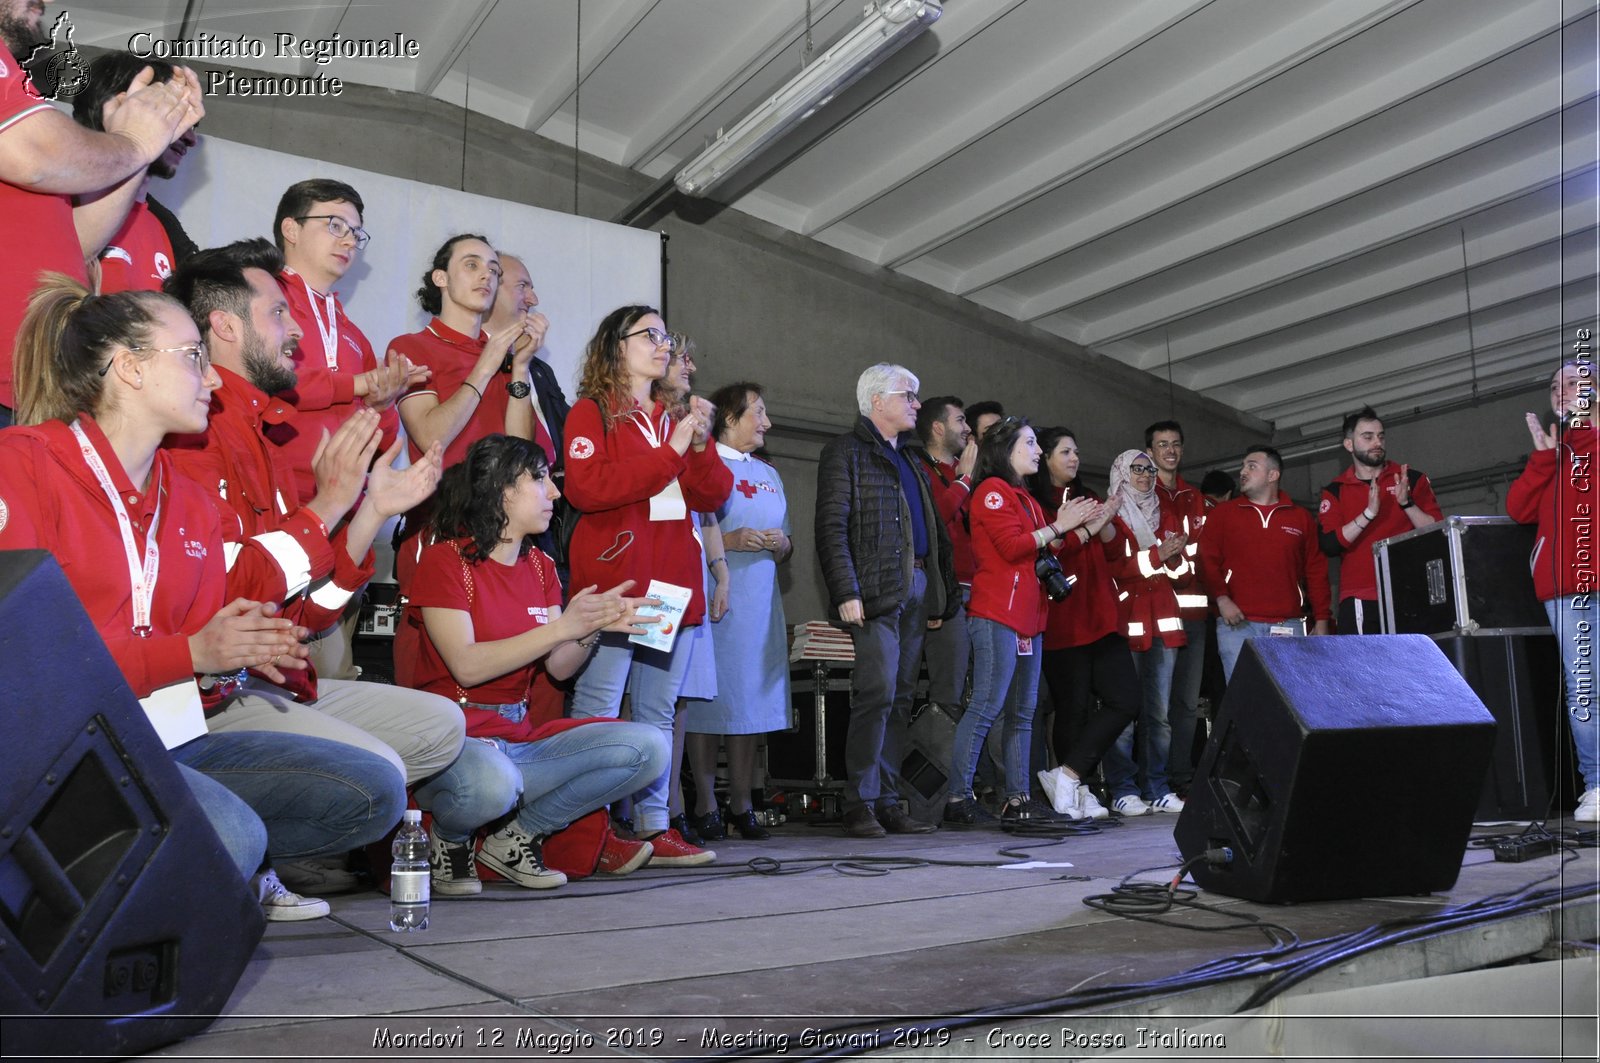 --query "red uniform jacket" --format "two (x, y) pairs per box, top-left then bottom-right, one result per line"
(1506, 423), (1598, 602)
(0, 417), (223, 697)
(917, 451), (976, 584)
(268, 269), (398, 502)
(1038, 485), (1119, 651)
(1317, 461), (1441, 603)
(0, 57), (87, 407)
(562, 397), (732, 627)
(1104, 510), (1188, 652)
(1155, 473), (1209, 619)
(1200, 494), (1332, 623)
(98, 200), (175, 294)
(967, 478), (1061, 638)
(166, 367), (373, 699)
